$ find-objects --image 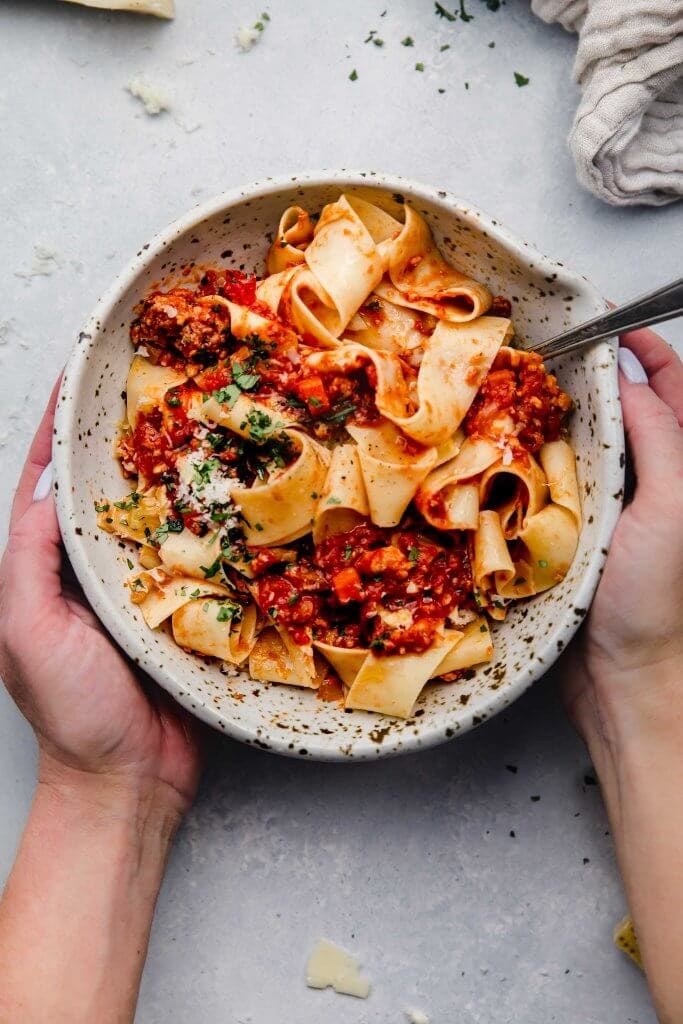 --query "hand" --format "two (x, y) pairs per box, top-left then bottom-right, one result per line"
(0, 381), (203, 819)
(563, 327), (683, 749)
